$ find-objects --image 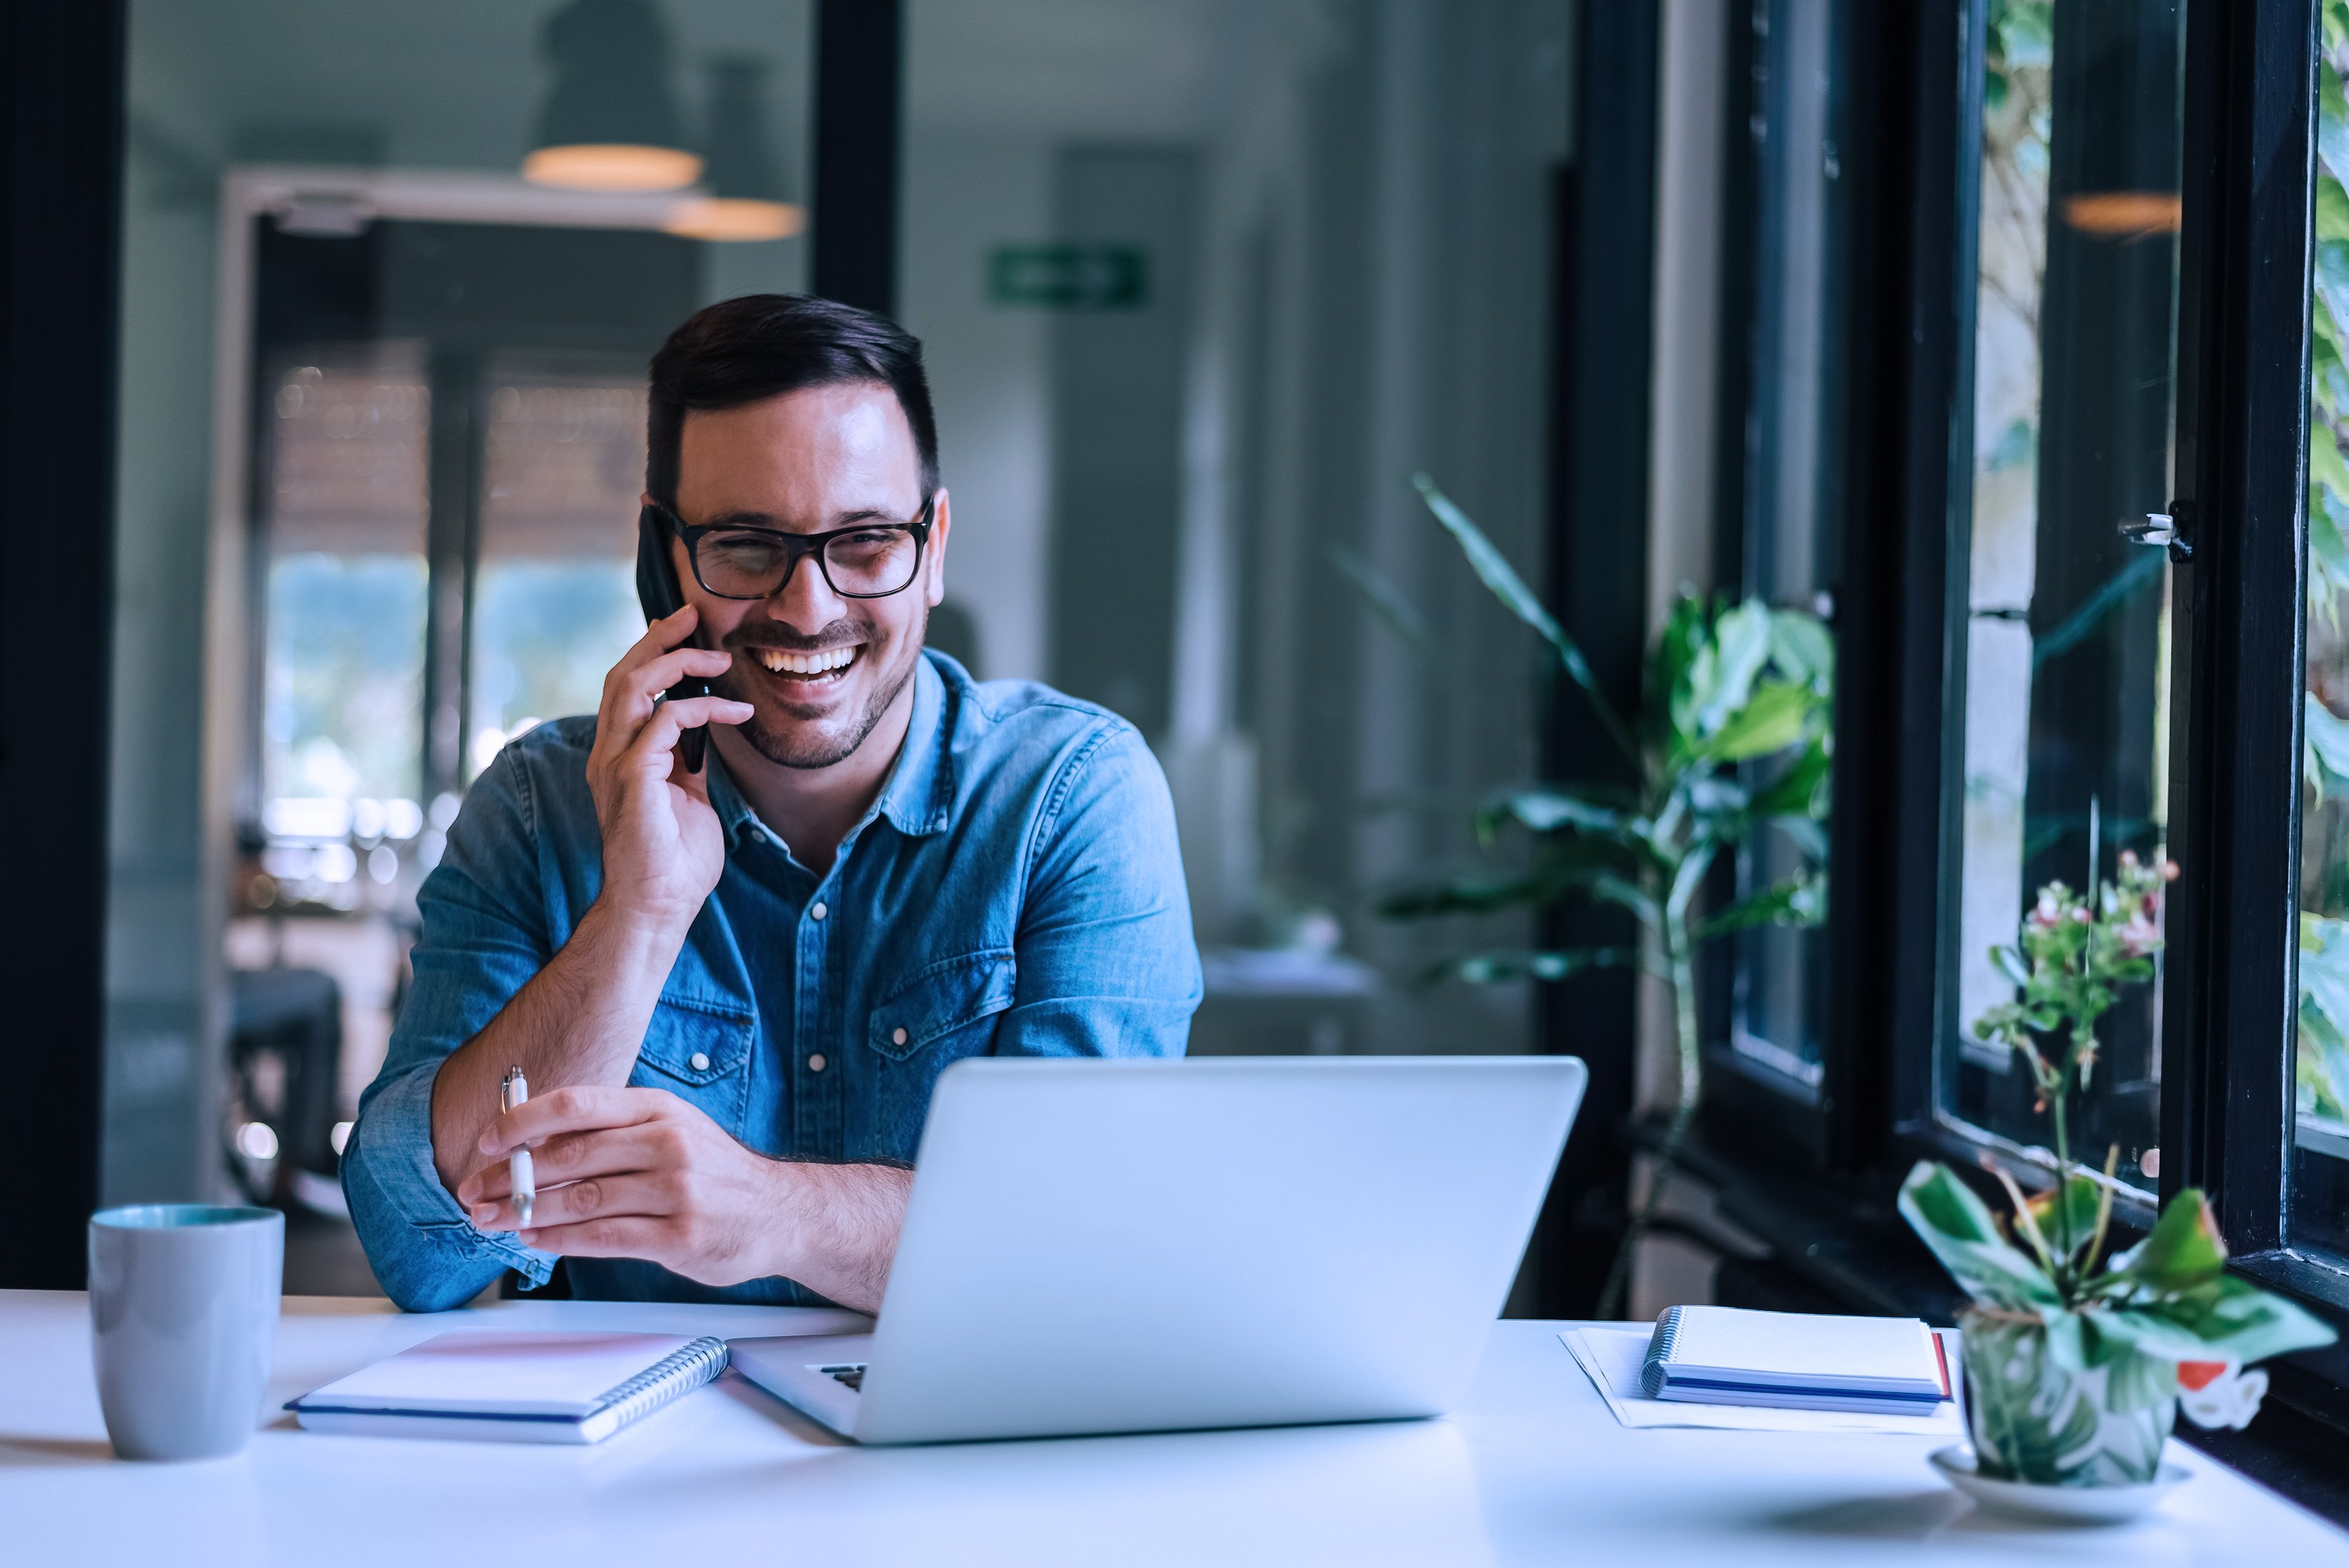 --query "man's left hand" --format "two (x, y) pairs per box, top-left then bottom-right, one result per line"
(458, 1085), (791, 1287)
